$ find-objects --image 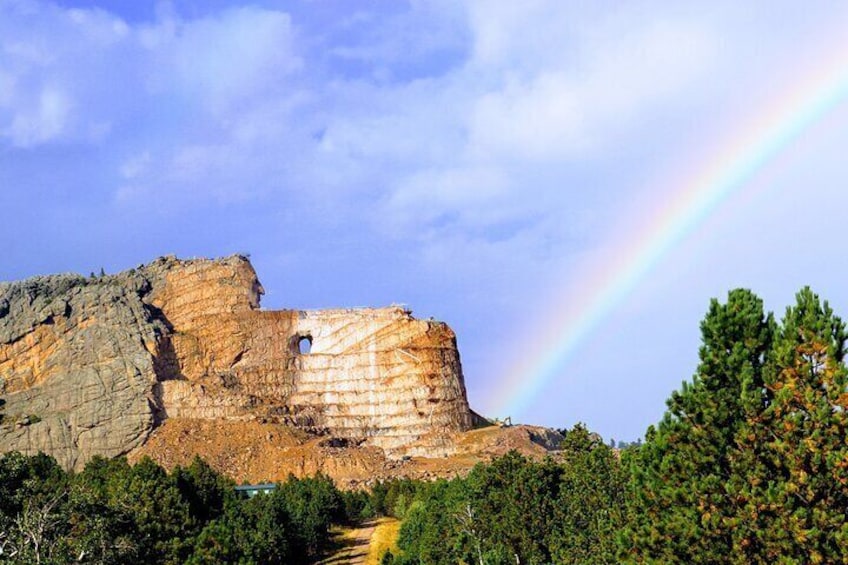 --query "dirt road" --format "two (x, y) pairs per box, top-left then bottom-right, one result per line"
(318, 520), (378, 565)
